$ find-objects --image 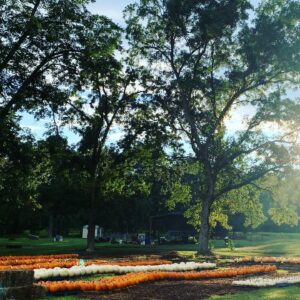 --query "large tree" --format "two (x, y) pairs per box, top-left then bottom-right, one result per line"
(125, 0), (300, 253)
(61, 27), (149, 249)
